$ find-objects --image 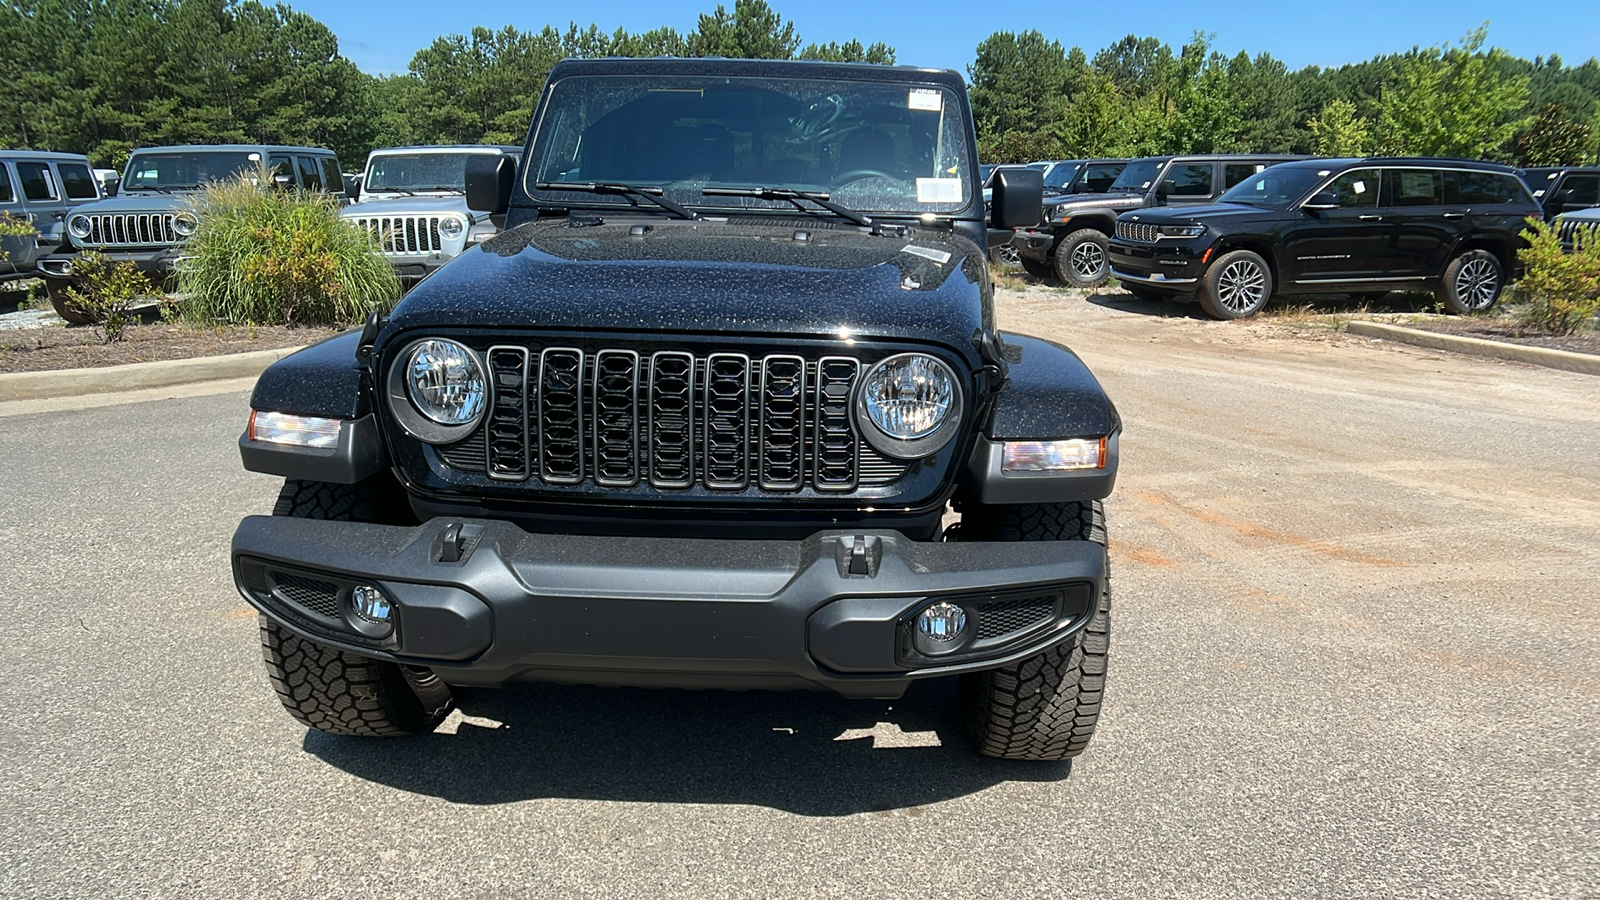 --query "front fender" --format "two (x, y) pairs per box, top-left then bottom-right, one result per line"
(964, 332), (1120, 504)
(241, 330), (385, 485)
